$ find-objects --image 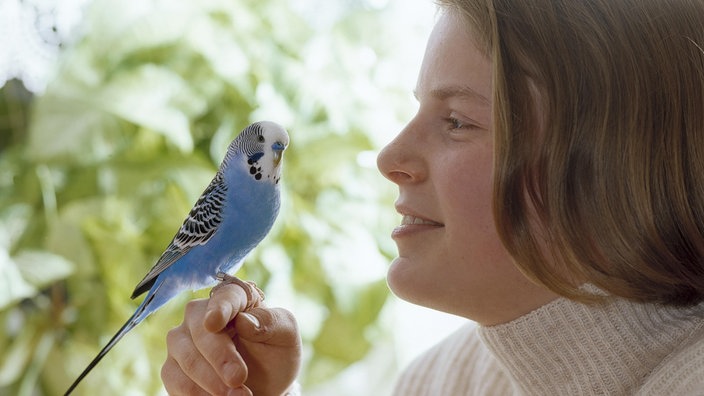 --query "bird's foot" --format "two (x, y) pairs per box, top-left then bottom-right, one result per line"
(211, 272), (265, 310)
